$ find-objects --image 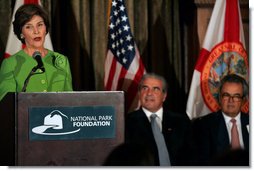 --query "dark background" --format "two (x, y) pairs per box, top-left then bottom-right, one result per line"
(0, 0), (249, 113)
